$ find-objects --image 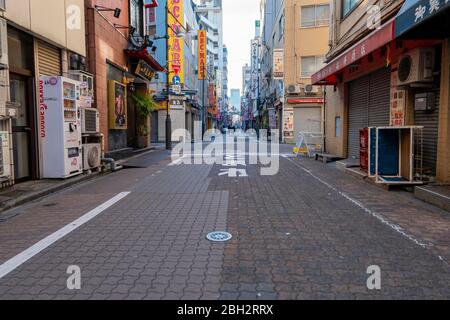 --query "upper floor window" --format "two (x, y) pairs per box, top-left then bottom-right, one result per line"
(301, 56), (325, 77)
(279, 15), (285, 40)
(130, 0), (143, 35)
(342, 0), (360, 18)
(301, 4), (329, 27)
